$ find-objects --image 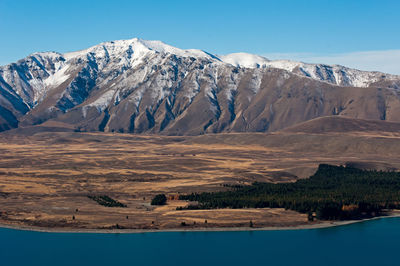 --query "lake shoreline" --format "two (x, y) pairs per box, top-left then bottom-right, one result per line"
(2, 211), (400, 234)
